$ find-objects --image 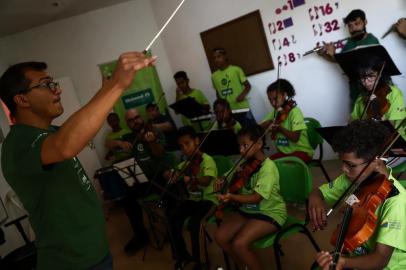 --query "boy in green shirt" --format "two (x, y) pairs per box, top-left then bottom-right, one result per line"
(0, 53), (156, 269)
(174, 71), (211, 132)
(214, 125), (287, 270)
(261, 79), (313, 162)
(104, 112), (132, 162)
(165, 126), (218, 269)
(212, 98), (242, 134)
(308, 120), (406, 269)
(211, 48), (256, 127)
